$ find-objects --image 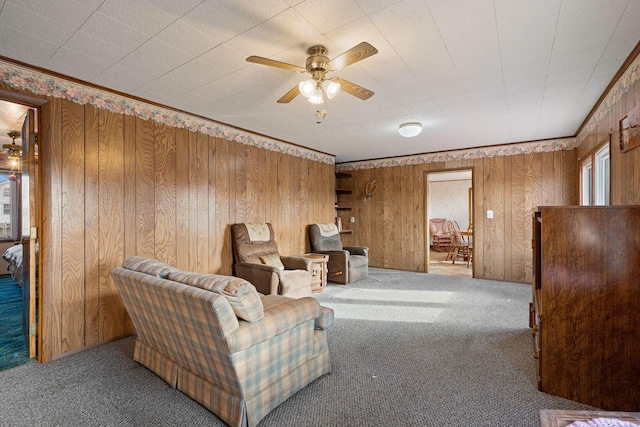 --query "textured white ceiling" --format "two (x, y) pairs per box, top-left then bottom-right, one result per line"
(0, 99), (28, 146)
(0, 0), (639, 162)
